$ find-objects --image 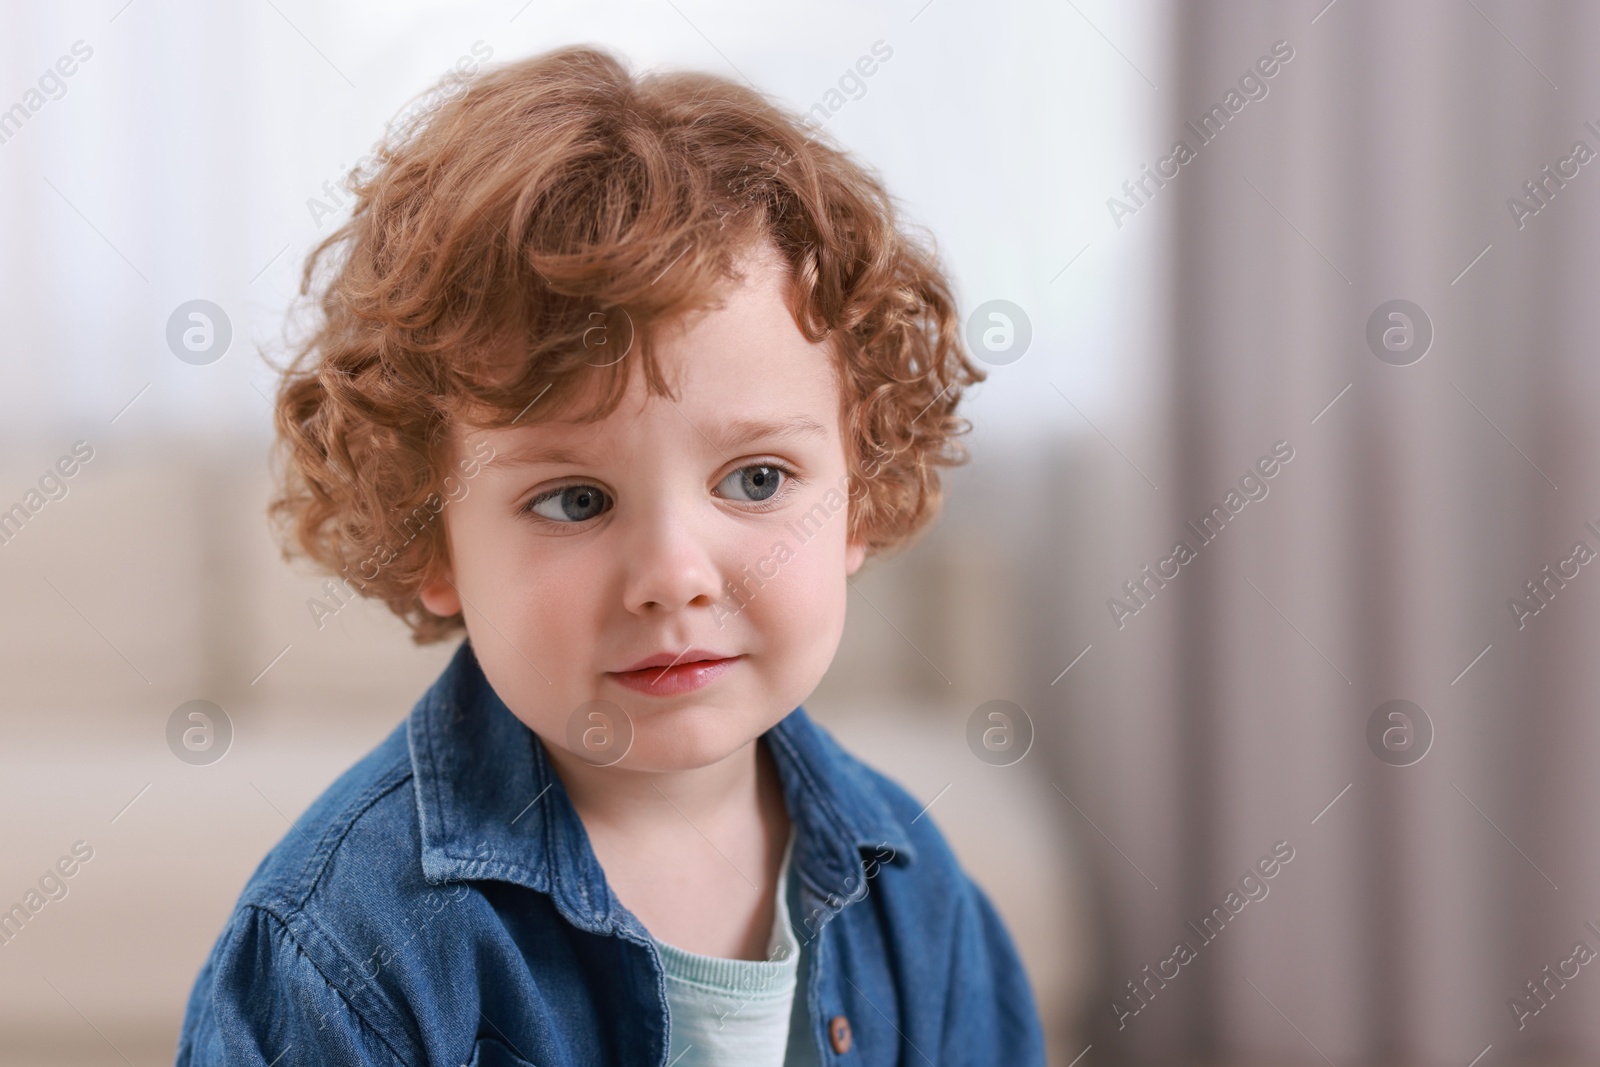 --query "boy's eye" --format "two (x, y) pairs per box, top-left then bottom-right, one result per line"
(526, 485), (611, 523)
(716, 464), (787, 503)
